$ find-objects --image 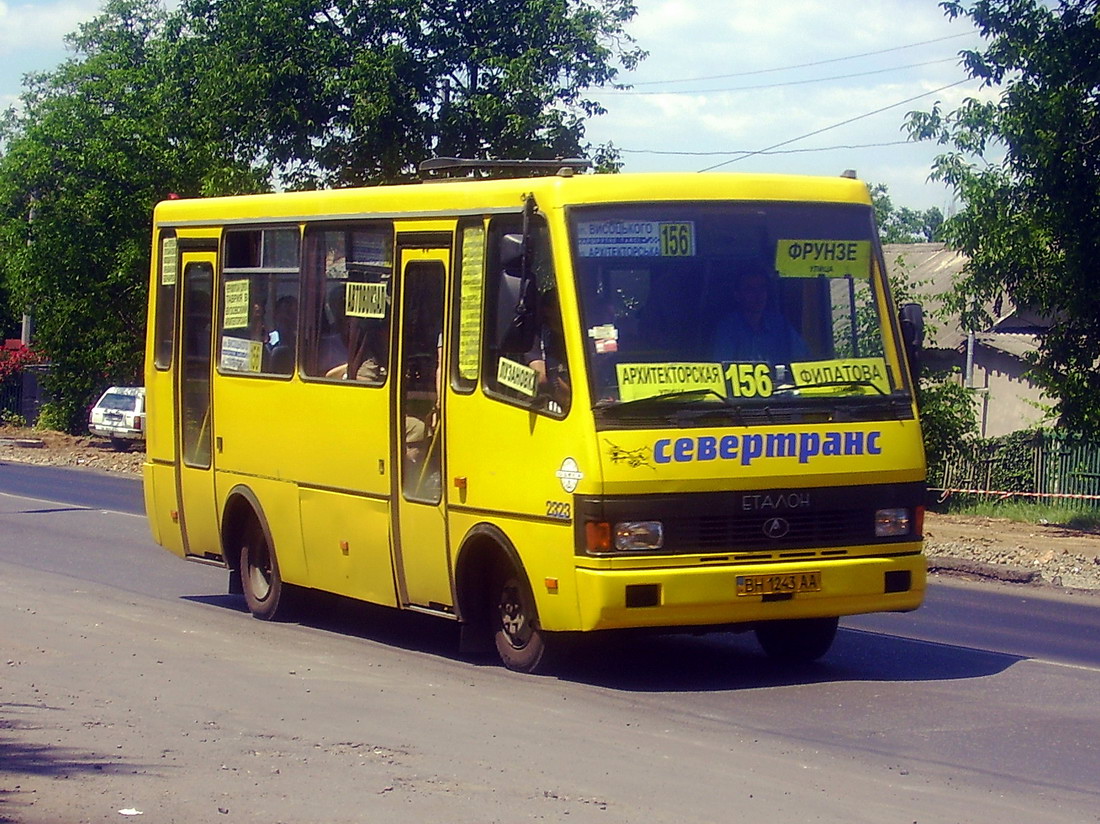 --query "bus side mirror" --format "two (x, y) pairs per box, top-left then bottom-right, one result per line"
(898, 302), (924, 383)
